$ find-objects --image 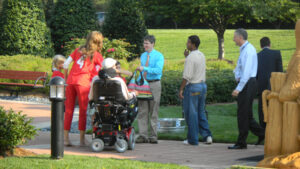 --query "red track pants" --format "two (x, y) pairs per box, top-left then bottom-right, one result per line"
(64, 84), (90, 131)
